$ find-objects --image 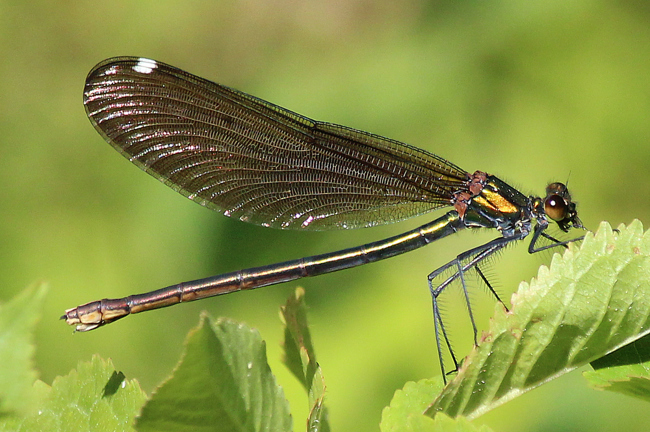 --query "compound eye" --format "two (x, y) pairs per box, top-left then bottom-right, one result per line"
(545, 194), (568, 221)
